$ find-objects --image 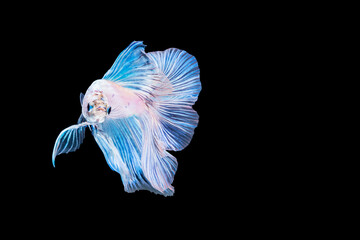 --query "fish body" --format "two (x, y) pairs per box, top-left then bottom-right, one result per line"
(83, 80), (146, 122)
(52, 41), (201, 196)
